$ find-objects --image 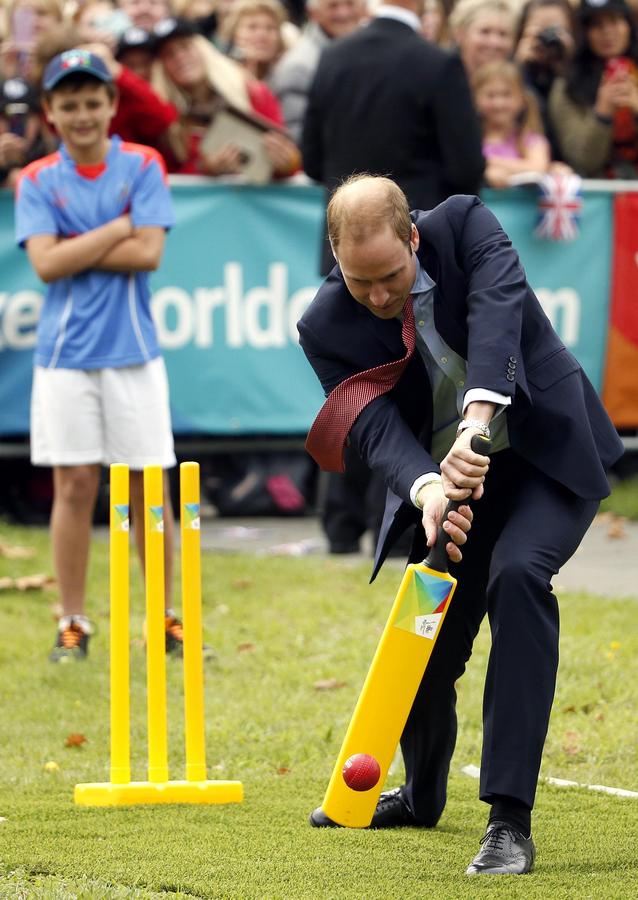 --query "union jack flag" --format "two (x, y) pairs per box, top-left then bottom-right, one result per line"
(535, 172), (583, 241)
